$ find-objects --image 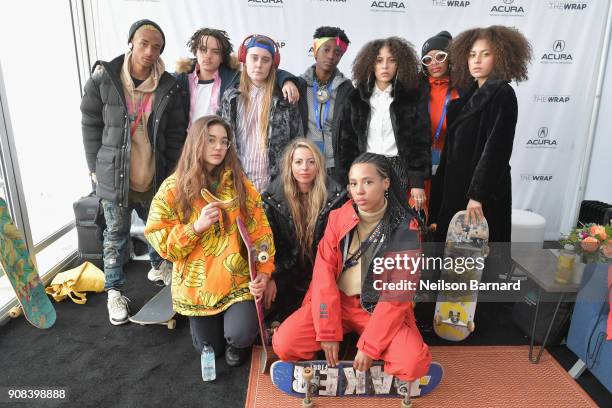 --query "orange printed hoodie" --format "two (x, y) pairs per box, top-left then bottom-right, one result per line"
(145, 168), (275, 316)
